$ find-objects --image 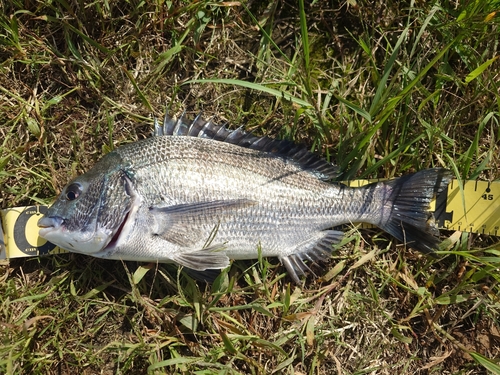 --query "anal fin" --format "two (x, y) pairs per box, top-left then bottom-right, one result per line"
(171, 245), (230, 271)
(279, 230), (344, 284)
